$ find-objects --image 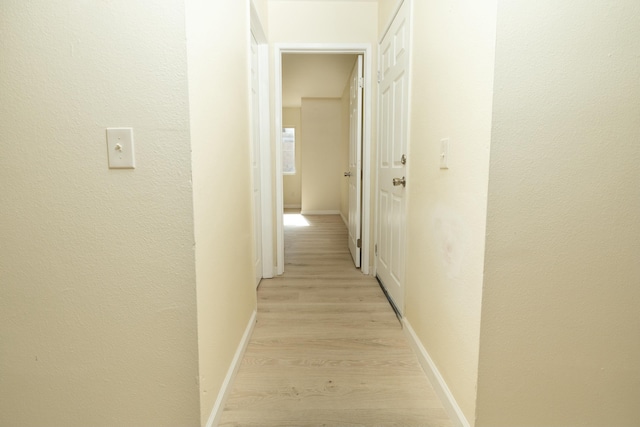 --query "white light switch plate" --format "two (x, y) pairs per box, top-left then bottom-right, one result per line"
(440, 138), (449, 169)
(106, 128), (135, 169)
